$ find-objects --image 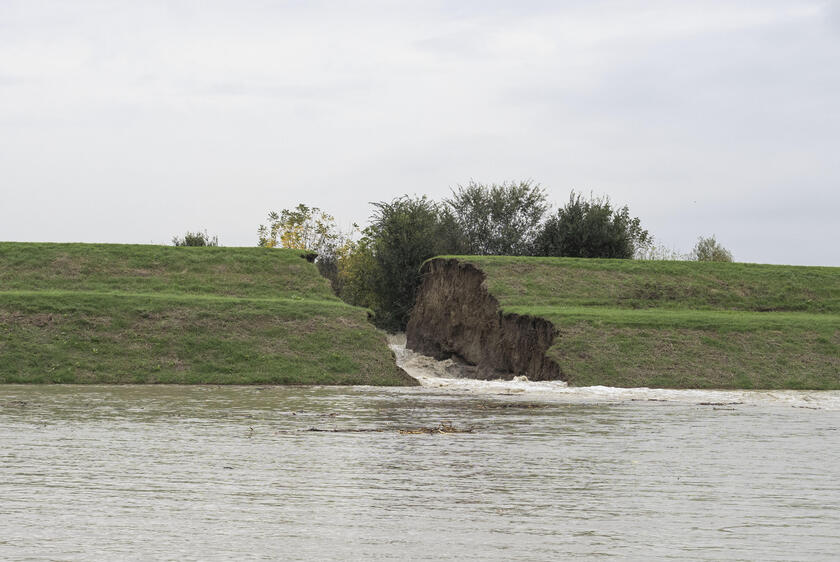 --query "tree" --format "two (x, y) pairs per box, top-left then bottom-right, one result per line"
(258, 204), (355, 292)
(258, 204), (338, 253)
(172, 230), (219, 247)
(337, 233), (380, 311)
(341, 195), (454, 331)
(445, 180), (548, 255)
(691, 235), (733, 262)
(533, 191), (650, 259)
